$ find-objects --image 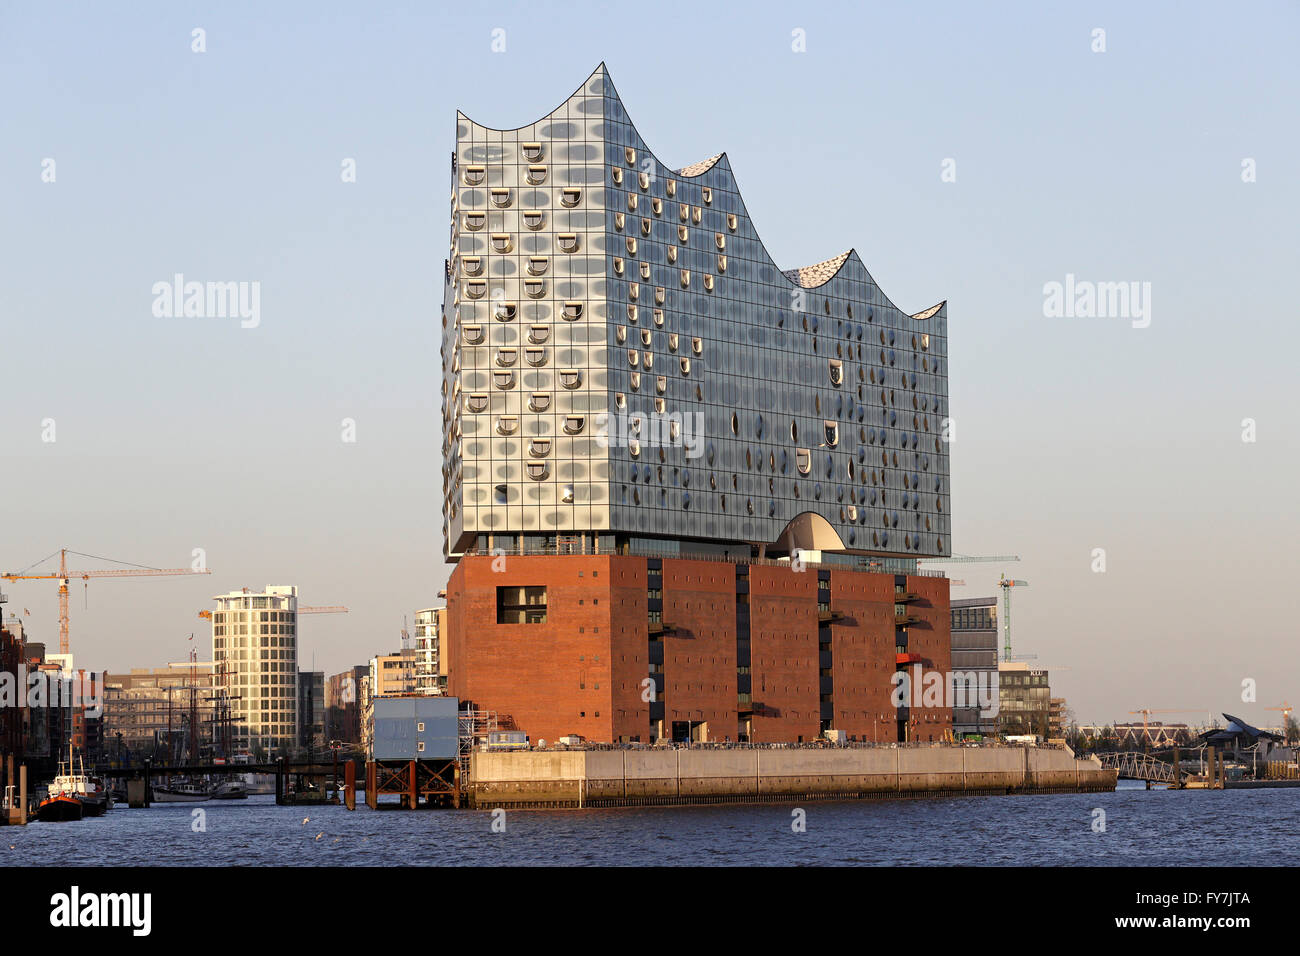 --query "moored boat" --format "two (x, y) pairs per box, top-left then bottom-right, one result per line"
(151, 780), (214, 803)
(36, 793), (84, 823)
